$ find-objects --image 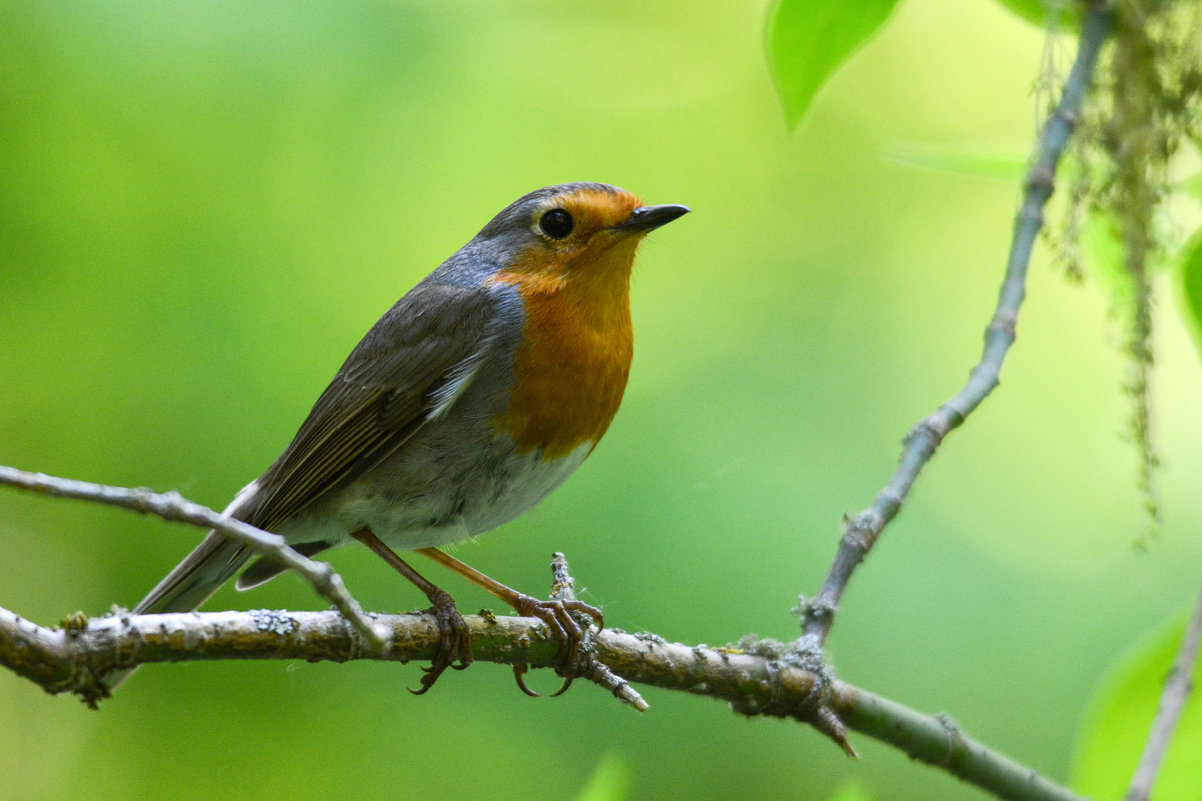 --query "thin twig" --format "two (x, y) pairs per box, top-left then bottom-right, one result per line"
(0, 604), (1087, 801)
(0, 465), (390, 649)
(798, 1), (1115, 646)
(832, 684), (1087, 801)
(548, 551), (648, 711)
(1124, 580), (1202, 801)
